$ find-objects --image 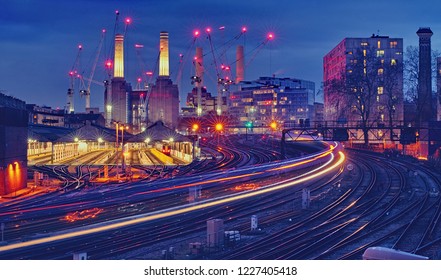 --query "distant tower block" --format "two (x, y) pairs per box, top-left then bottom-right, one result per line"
(417, 27), (433, 123)
(236, 45), (245, 83)
(207, 219), (224, 248)
(159, 31), (170, 77)
(114, 34), (124, 78)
